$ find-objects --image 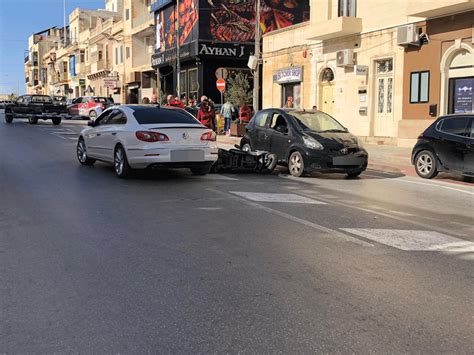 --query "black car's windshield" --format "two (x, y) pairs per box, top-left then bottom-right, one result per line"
(289, 111), (347, 133)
